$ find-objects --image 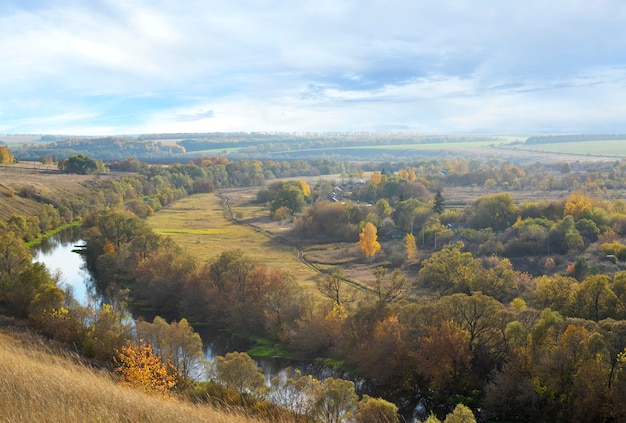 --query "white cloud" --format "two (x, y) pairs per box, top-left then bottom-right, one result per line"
(1, 0), (626, 134)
